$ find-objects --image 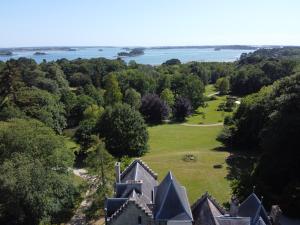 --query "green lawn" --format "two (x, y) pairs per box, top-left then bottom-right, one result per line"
(205, 84), (217, 96)
(185, 84), (234, 125)
(186, 95), (231, 125)
(142, 124), (231, 205)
